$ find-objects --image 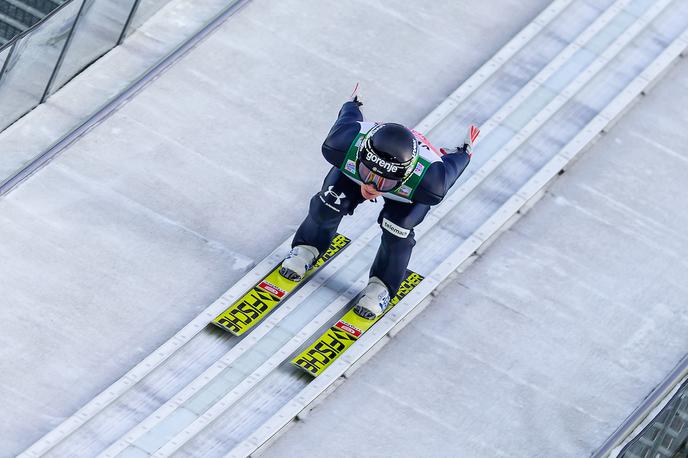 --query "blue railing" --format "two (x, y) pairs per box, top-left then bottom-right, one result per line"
(0, 0), (172, 133)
